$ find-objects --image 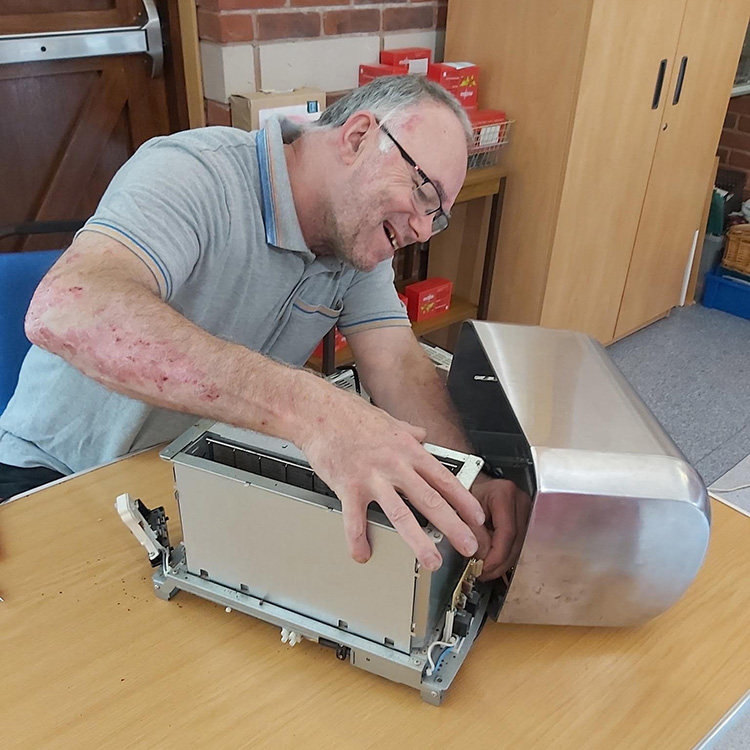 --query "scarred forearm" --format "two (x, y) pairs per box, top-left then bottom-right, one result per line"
(24, 242), (332, 447)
